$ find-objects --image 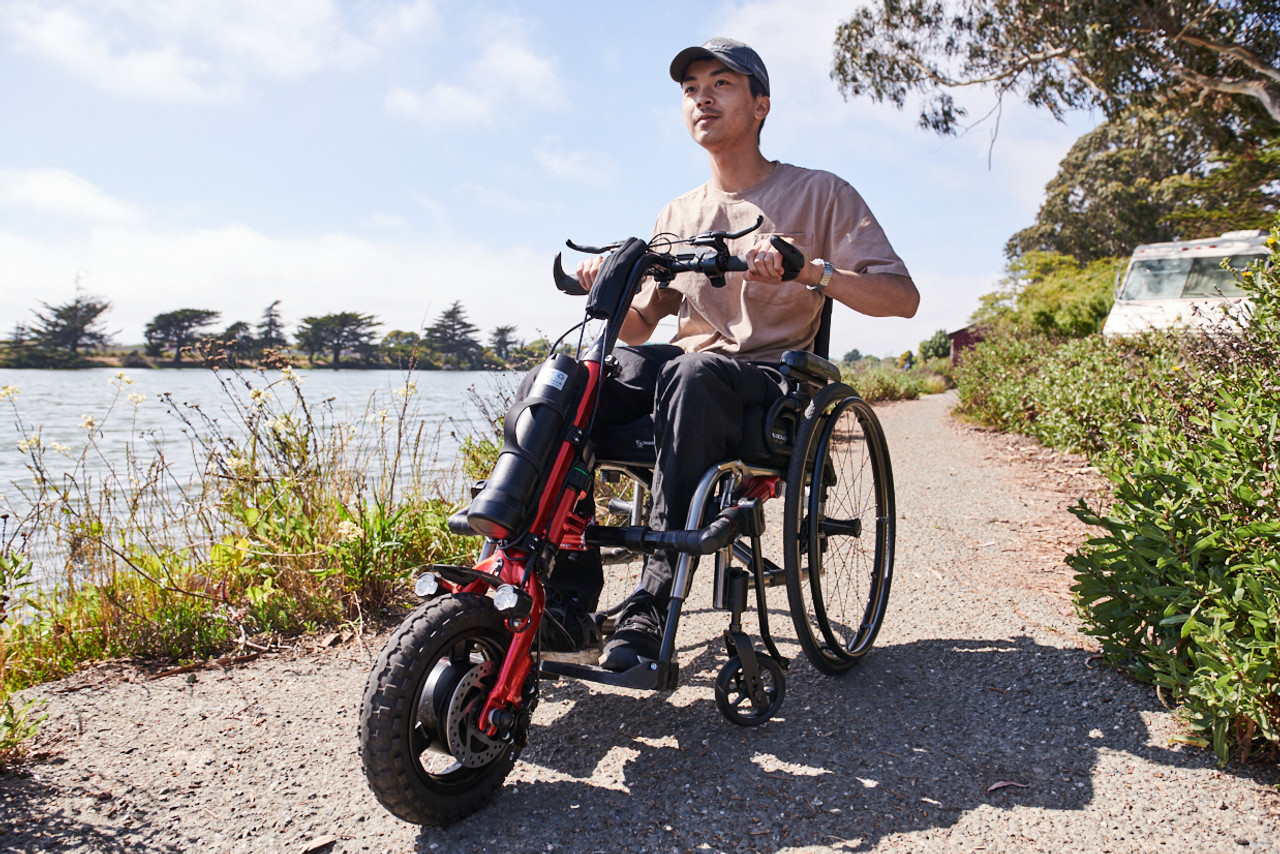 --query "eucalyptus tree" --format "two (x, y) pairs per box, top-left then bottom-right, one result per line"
(831, 1), (1280, 135)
